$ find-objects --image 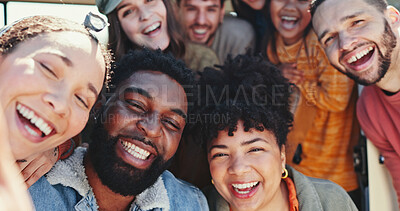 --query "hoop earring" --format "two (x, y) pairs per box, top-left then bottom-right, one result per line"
(282, 168), (288, 179)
